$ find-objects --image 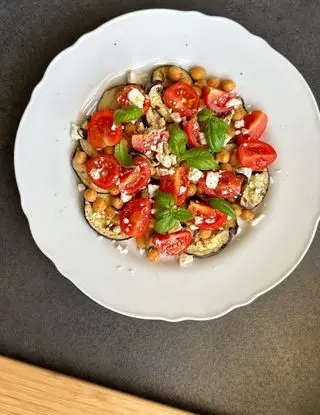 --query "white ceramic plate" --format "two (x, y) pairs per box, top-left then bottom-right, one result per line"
(15, 10), (320, 321)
